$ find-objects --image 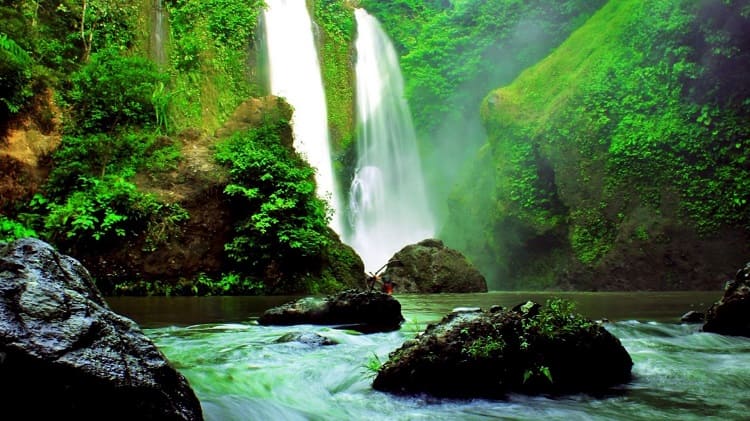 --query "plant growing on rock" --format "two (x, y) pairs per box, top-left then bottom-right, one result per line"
(215, 116), (334, 291)
(373, 298), (632, 397)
